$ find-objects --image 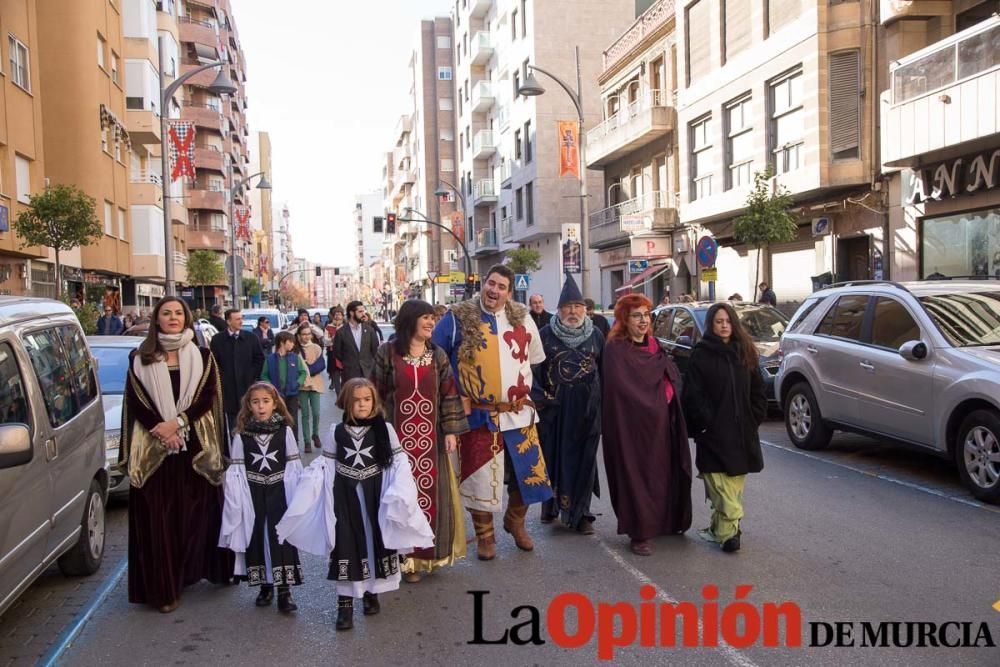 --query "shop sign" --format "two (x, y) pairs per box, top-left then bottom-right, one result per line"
(905, 149), (1000, 205)
(629, 236), (671, 258)
(62, 266), (84, 281)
